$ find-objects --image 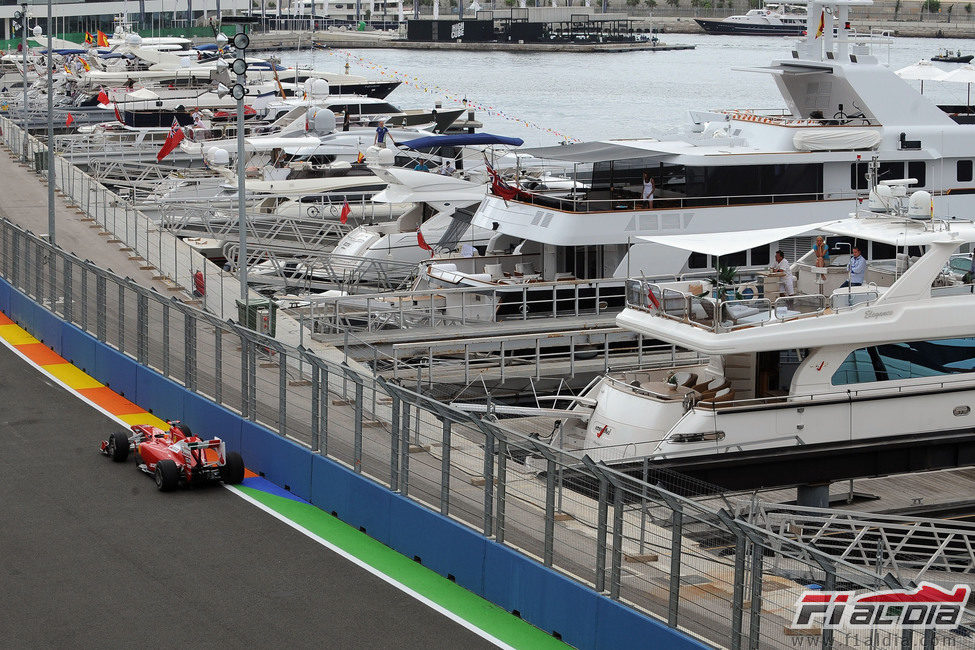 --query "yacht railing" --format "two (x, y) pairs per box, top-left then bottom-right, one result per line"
(317, 276), (629, 334)
(629, 279), (834, 333)
(724, 109), (880, 127)
(490, 188), (859, 213)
